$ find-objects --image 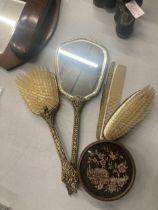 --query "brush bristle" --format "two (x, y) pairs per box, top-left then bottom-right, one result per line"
(17, 67), (59, 115)
(103, 86), (155, 141)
